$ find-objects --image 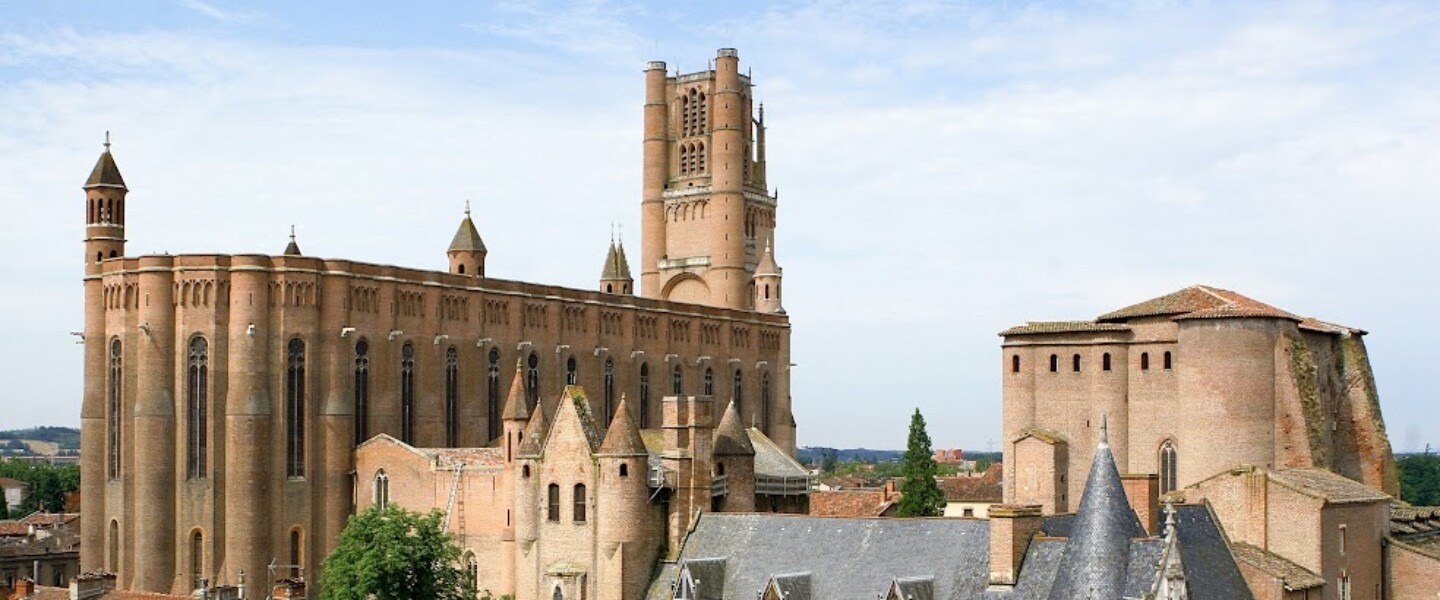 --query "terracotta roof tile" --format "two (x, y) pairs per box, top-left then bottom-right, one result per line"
(0, 521), (29, 536)
(998, 321), (1131, 336)
(809, 489), (890, 517)
(1230, 542), (1324, 590)
(936, 465), (1002, 503)
(1097, 285), (1299, 323)
(1267, 468), (1390, 504)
